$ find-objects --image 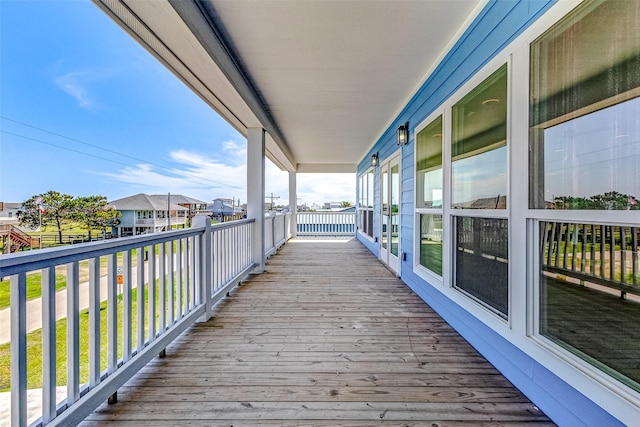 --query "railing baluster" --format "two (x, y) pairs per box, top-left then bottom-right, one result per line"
(148, 244), (156, 341)
(590, 224), (597, 276)
(561, 223), (569, 268)
(580, 224), (587, 275)
(67, 261), (80, 405)
(123, 249), (132, 362)
(10, 272), (27, 427)
(570, 223), (578, 271)
(159, 242), (166, 333)
(633, 227), (638, 286)
(168, 239), (175, 327)
(137, 246), (145, 353)
(42, 266), (57, 423)
(107, 254), (118, 377)
(176, 239), (183, 319)
(540, 221), (550, 260)
(183, 238), (190, 312)
(609, 225), (615, 281)
(195, 232), (202, 306)
(88, 257), (101, 388)
(189, 236), (196, 309)
(600, 225), (606, 279)
(621, 227), (627, 285)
